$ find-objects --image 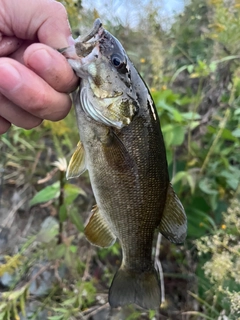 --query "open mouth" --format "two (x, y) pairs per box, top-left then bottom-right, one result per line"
(81, 18), (103, 43)
(58, 19), (104, 68)
(74, 18), (103, 58)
